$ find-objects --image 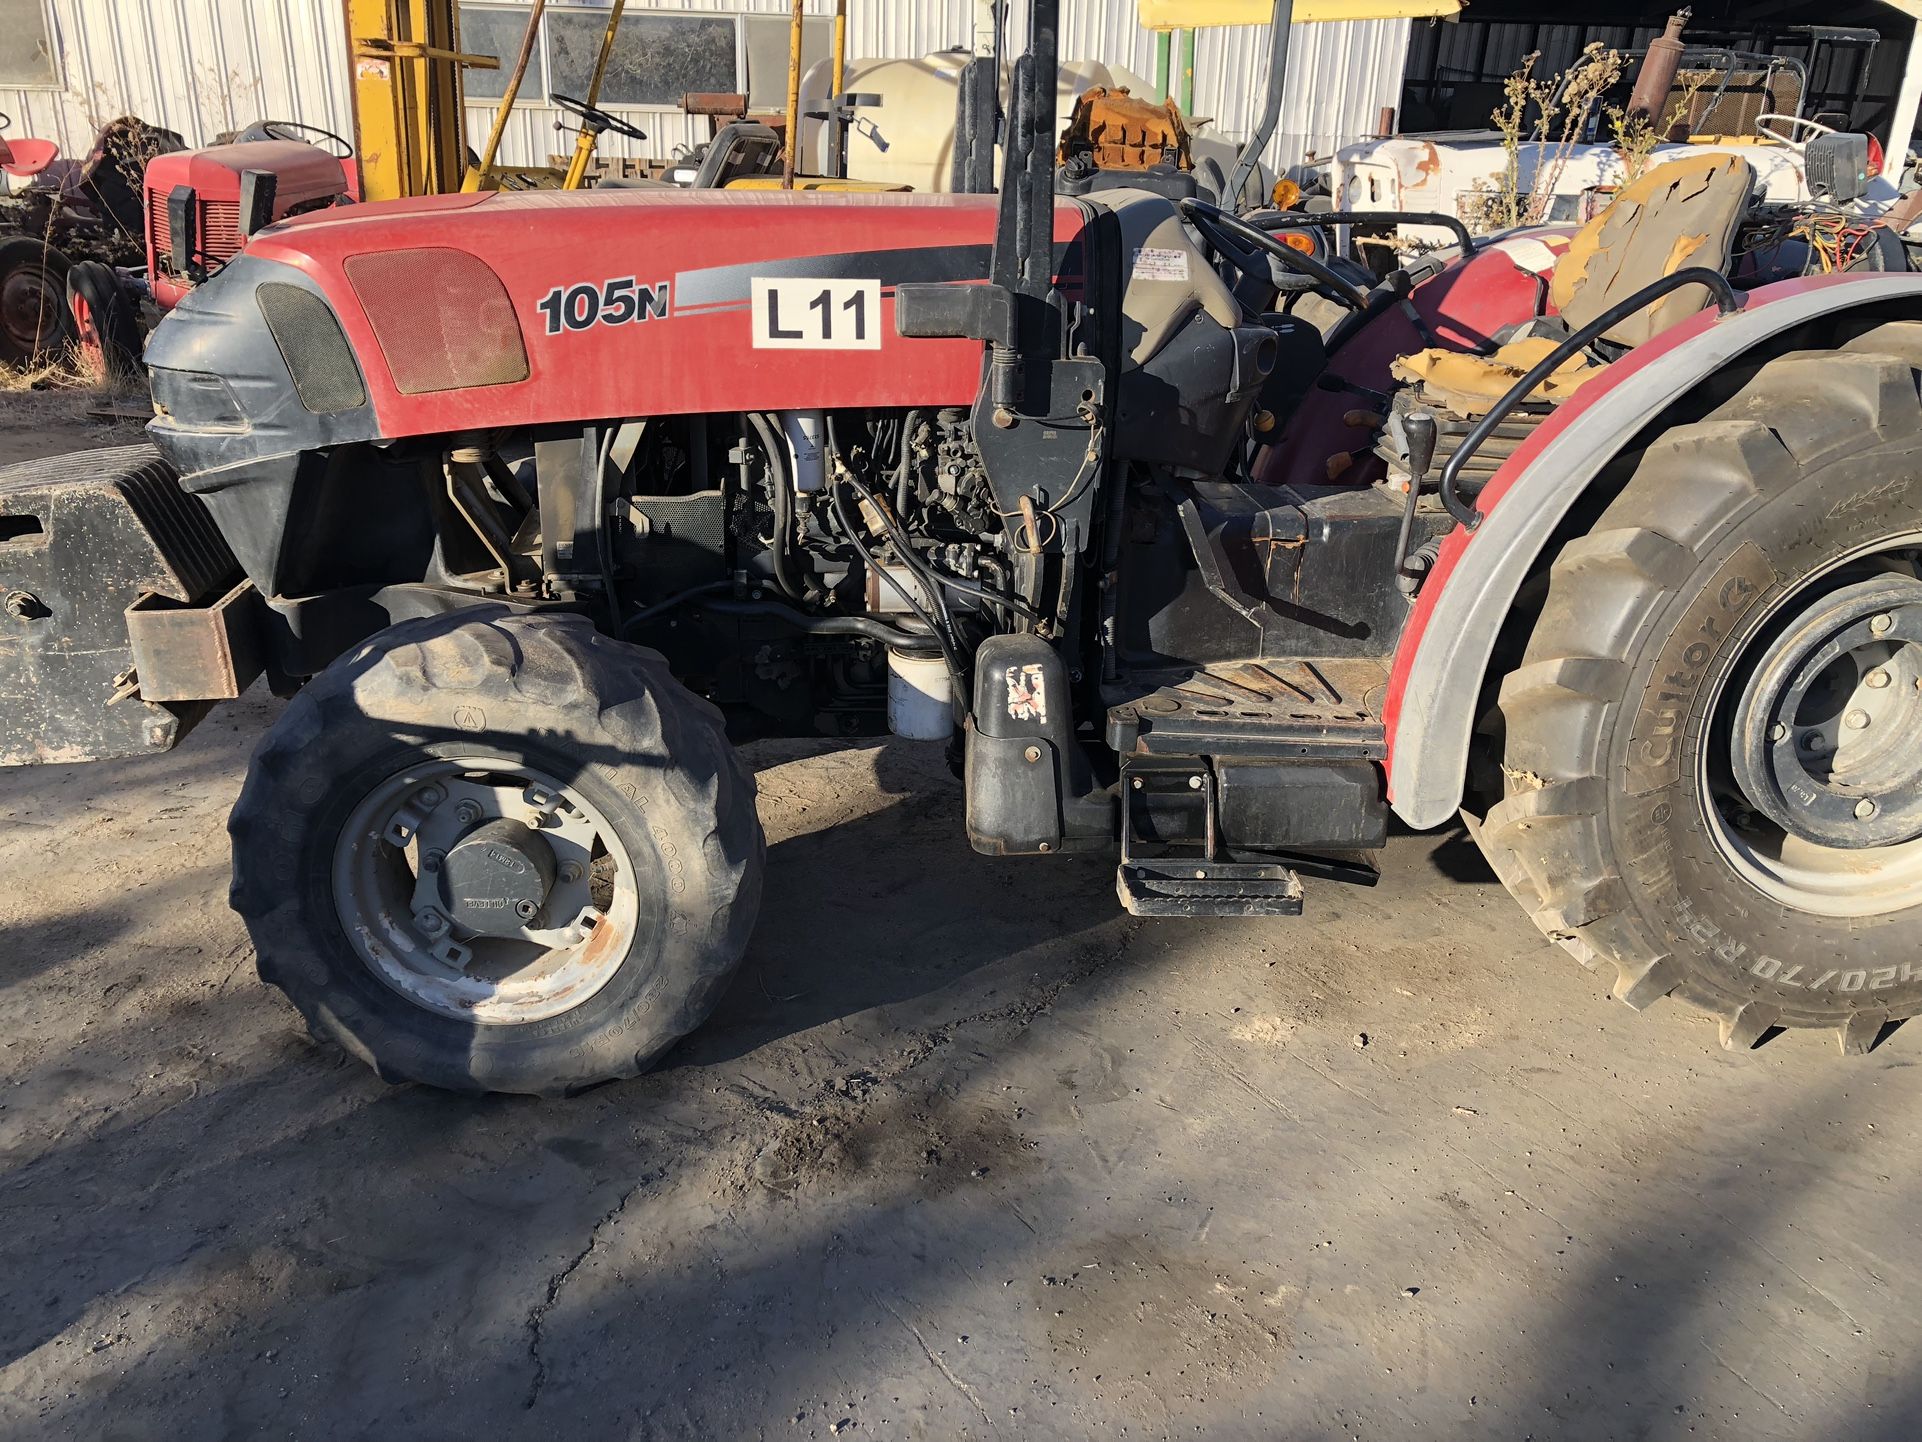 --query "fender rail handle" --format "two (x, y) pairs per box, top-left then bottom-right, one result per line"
(1437, 266), (1743, 530)
(1253, 209), (1479, 257)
